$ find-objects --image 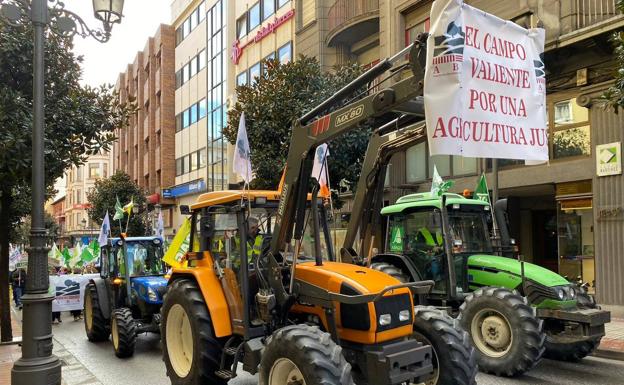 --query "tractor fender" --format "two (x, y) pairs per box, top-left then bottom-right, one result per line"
(370, 253), (423, 282)
(168, 269), (232, 338)
(89, 277), (111, 320)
